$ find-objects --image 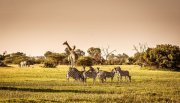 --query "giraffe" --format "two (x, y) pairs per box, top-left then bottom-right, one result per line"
(63, 41), (77, 67)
